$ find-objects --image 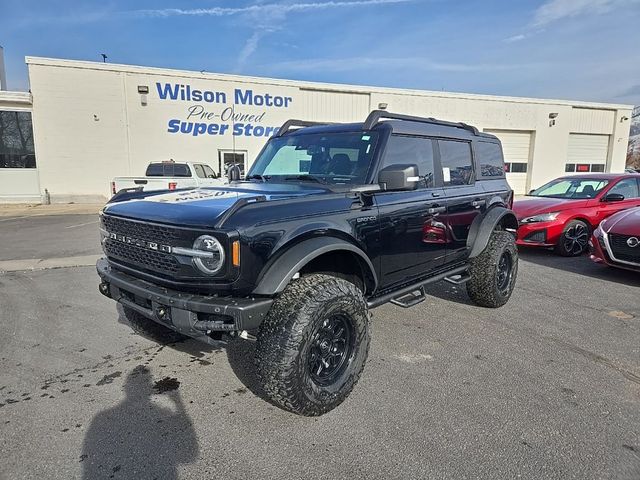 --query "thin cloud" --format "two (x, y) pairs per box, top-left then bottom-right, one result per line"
(504, 33), (527, 43)
(263, 56), (543, 74)
(533, 0), (640, 26)
(135, 0), (413, 18)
